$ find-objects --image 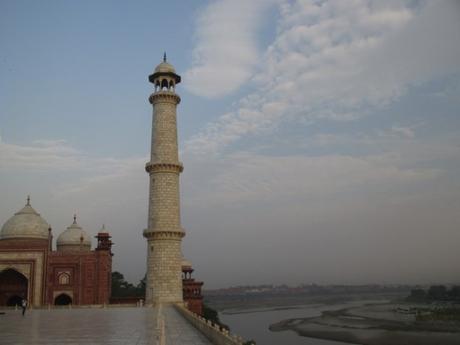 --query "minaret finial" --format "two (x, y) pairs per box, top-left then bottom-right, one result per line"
(73, 214), (77, 224)
(163, 51), (167, 62)
(26, 195), (30, 206)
